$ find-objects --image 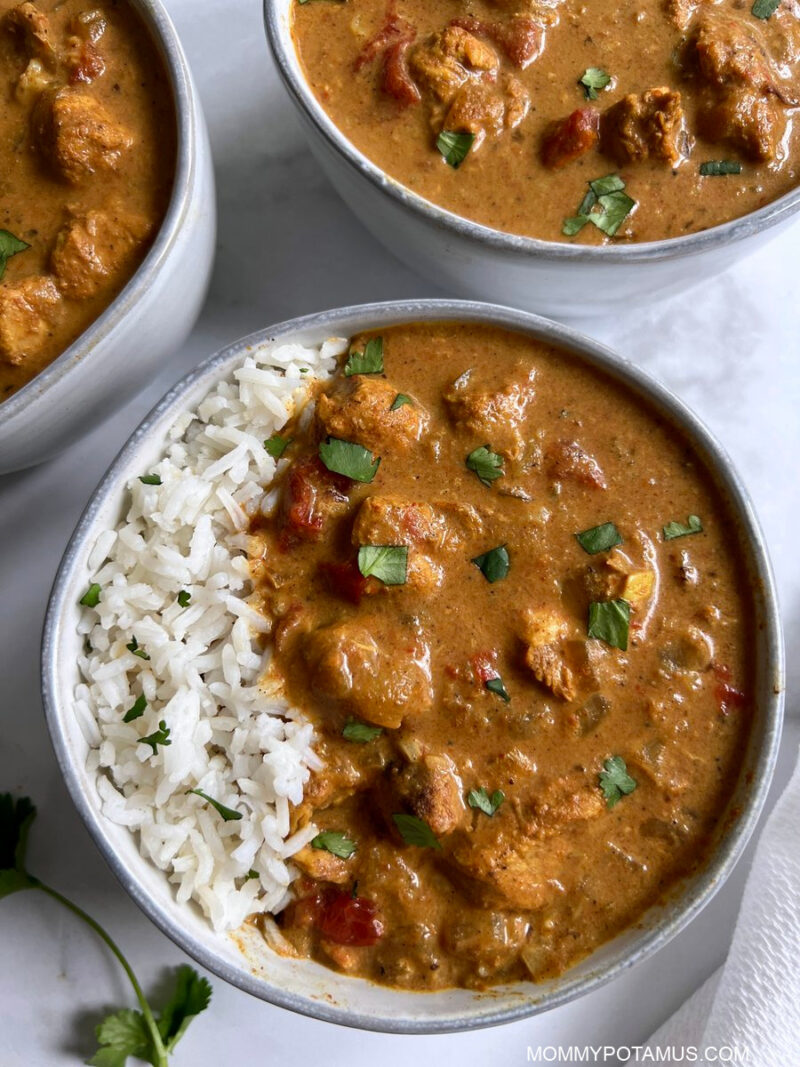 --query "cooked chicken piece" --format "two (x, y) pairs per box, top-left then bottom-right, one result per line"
(520, 608), (577, 701)
(410, 25), (498, 103)
(443, 74), (530, 150)
(303, 619), (432, 729)
(0, 276), (60, 365)
(50, 209), (150, 299)
(395, 754), (466, 836)
(451, 14), (544, 69)
(444, 363), (536, 460)
(545, 439), (607, 489)
(316, 376), (429, 456)
(33, 86), (134, 184)
(292, 844), (351, 884)
(4, 1), (55, 62)
(601, 88), (688, 166)
(584, 548), (656, 610)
